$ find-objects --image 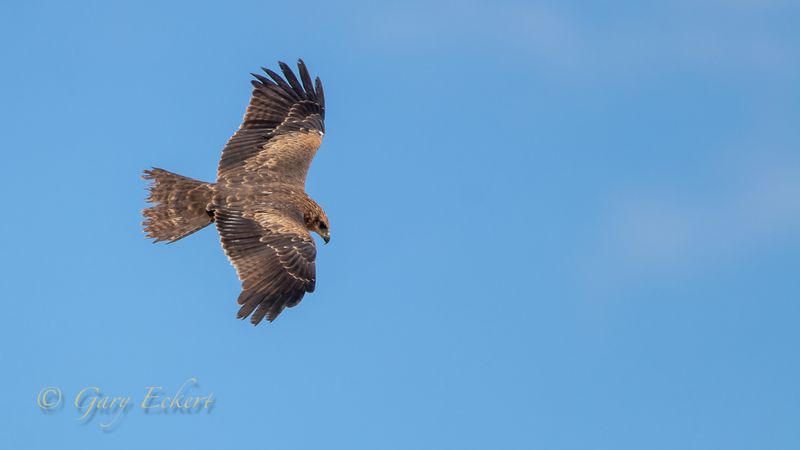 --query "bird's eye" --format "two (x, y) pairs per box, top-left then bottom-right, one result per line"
(320, 223), (327, 230)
